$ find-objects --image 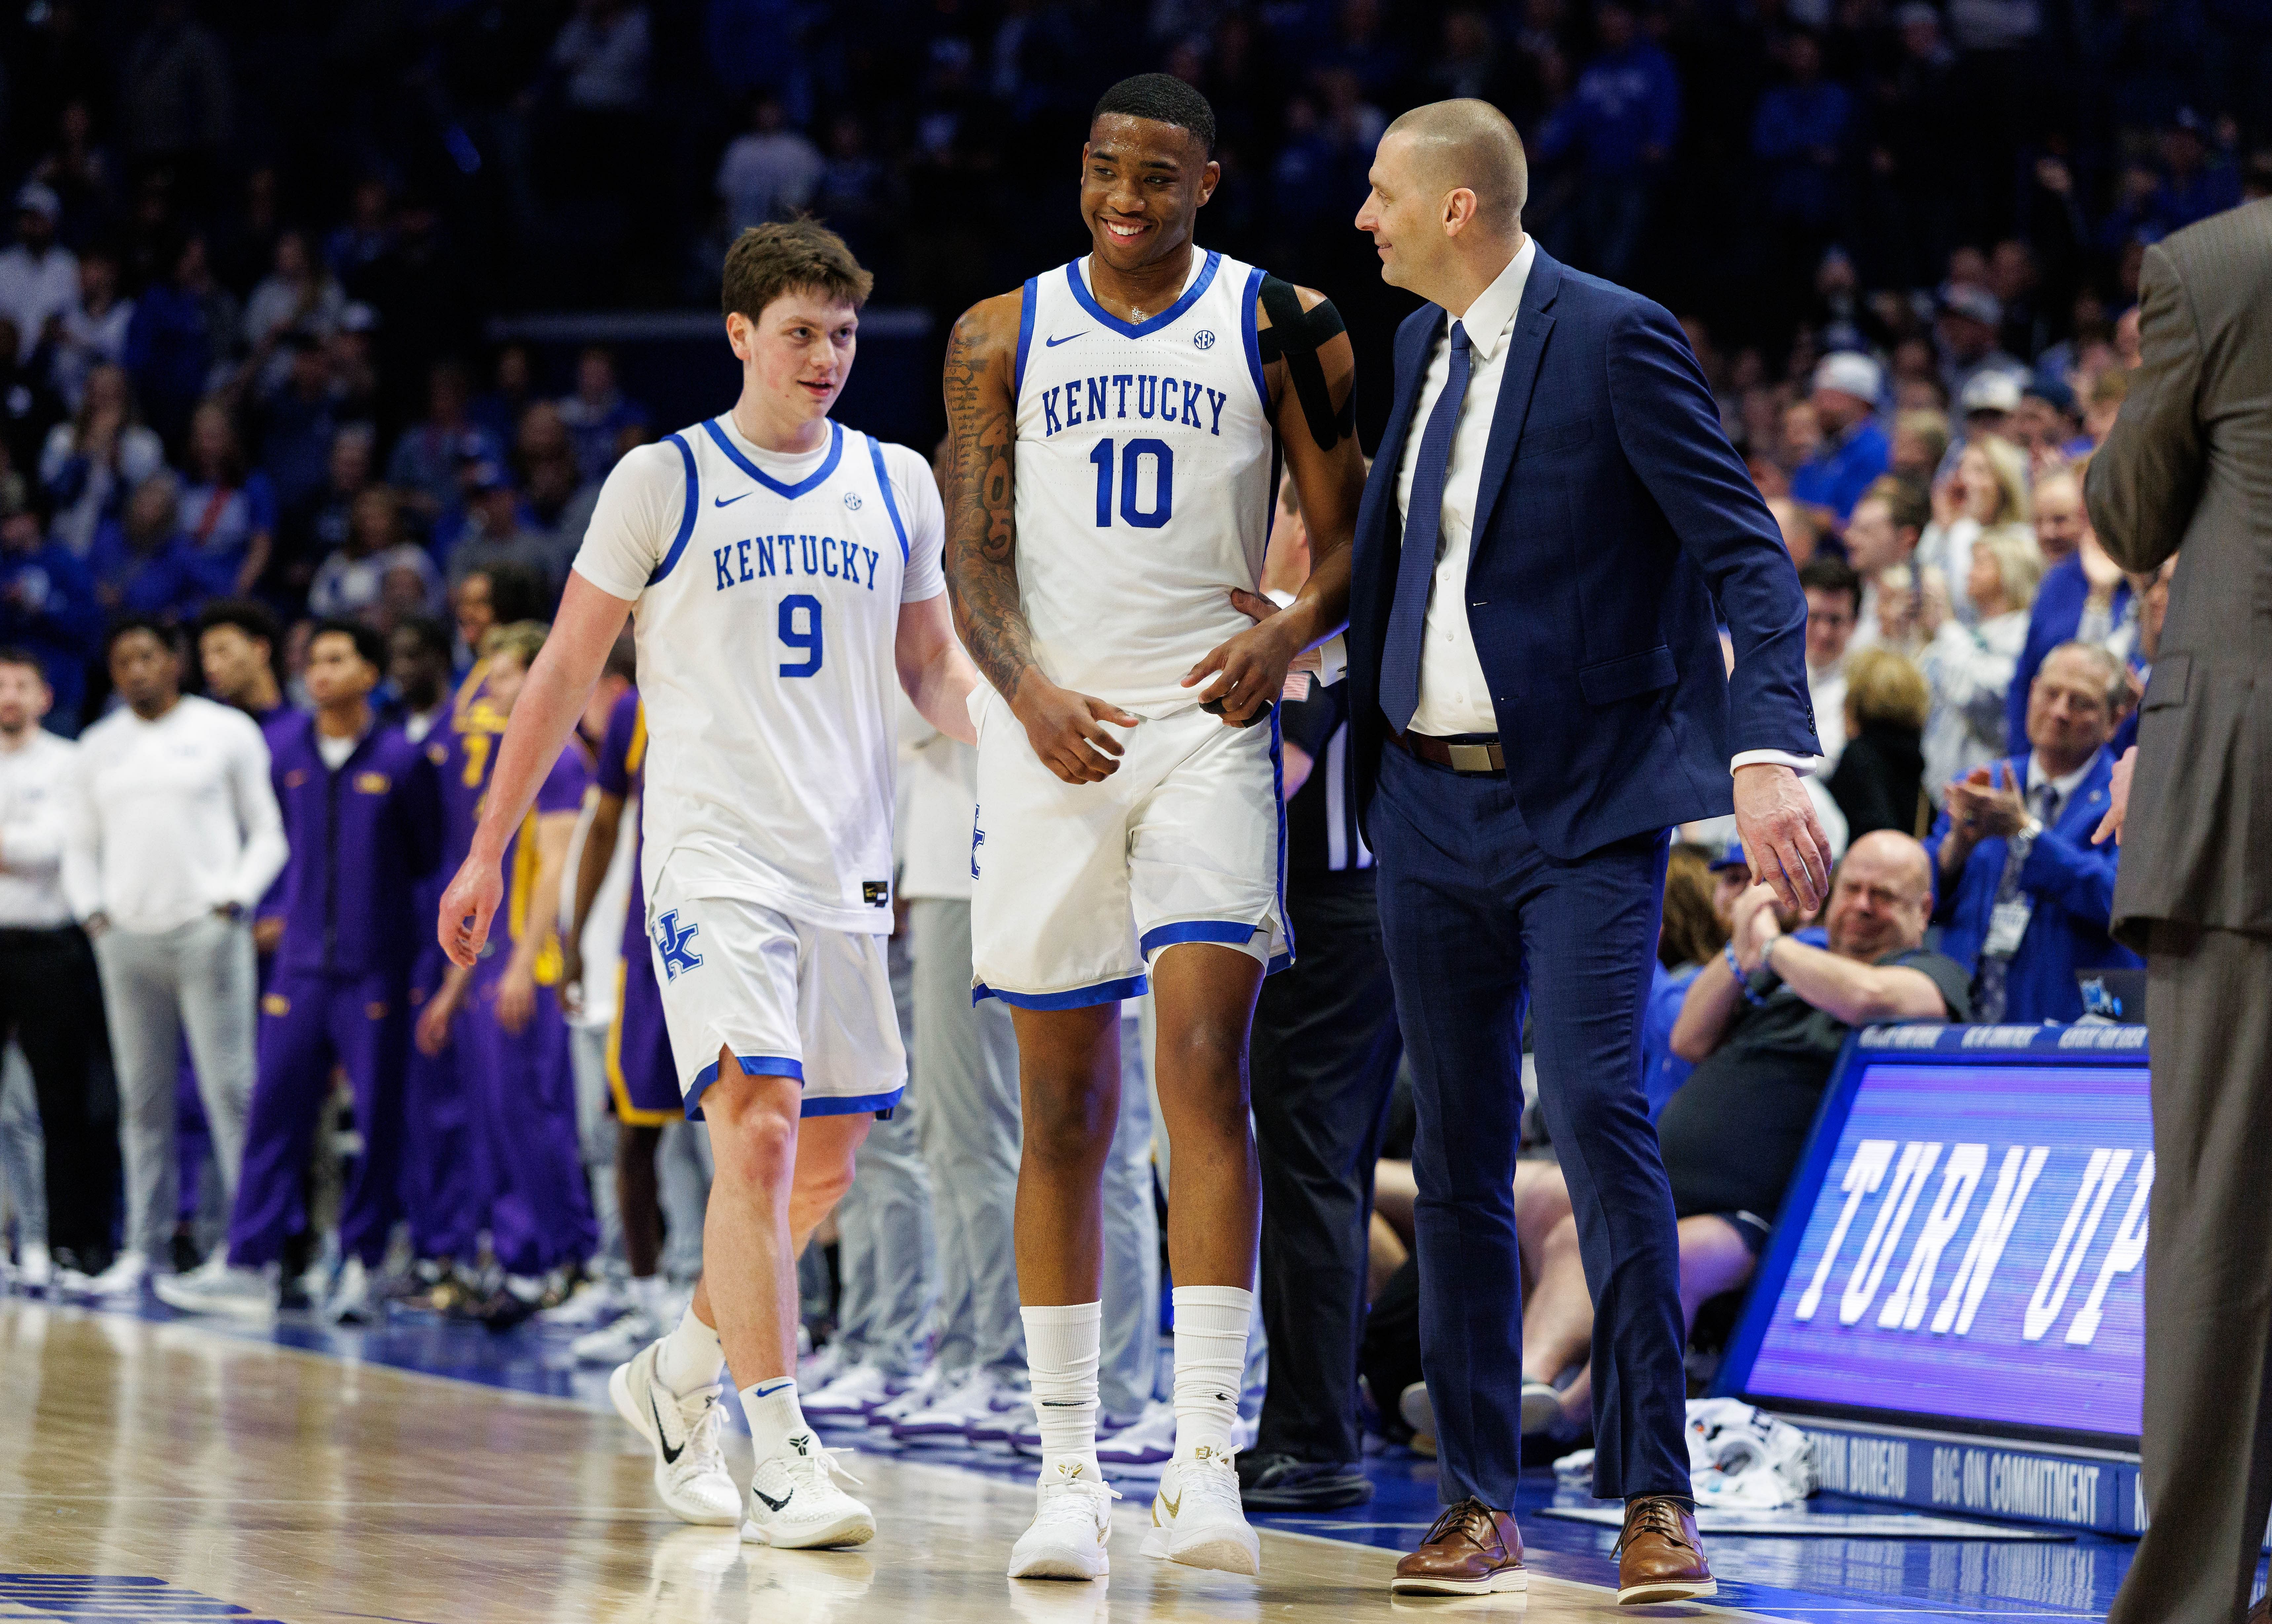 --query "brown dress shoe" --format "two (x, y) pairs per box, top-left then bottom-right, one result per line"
(2249, 1592), (2270, 1624)
(1615, 1495), (1716, 1605)
(1389, 1496), (1527, 1595)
